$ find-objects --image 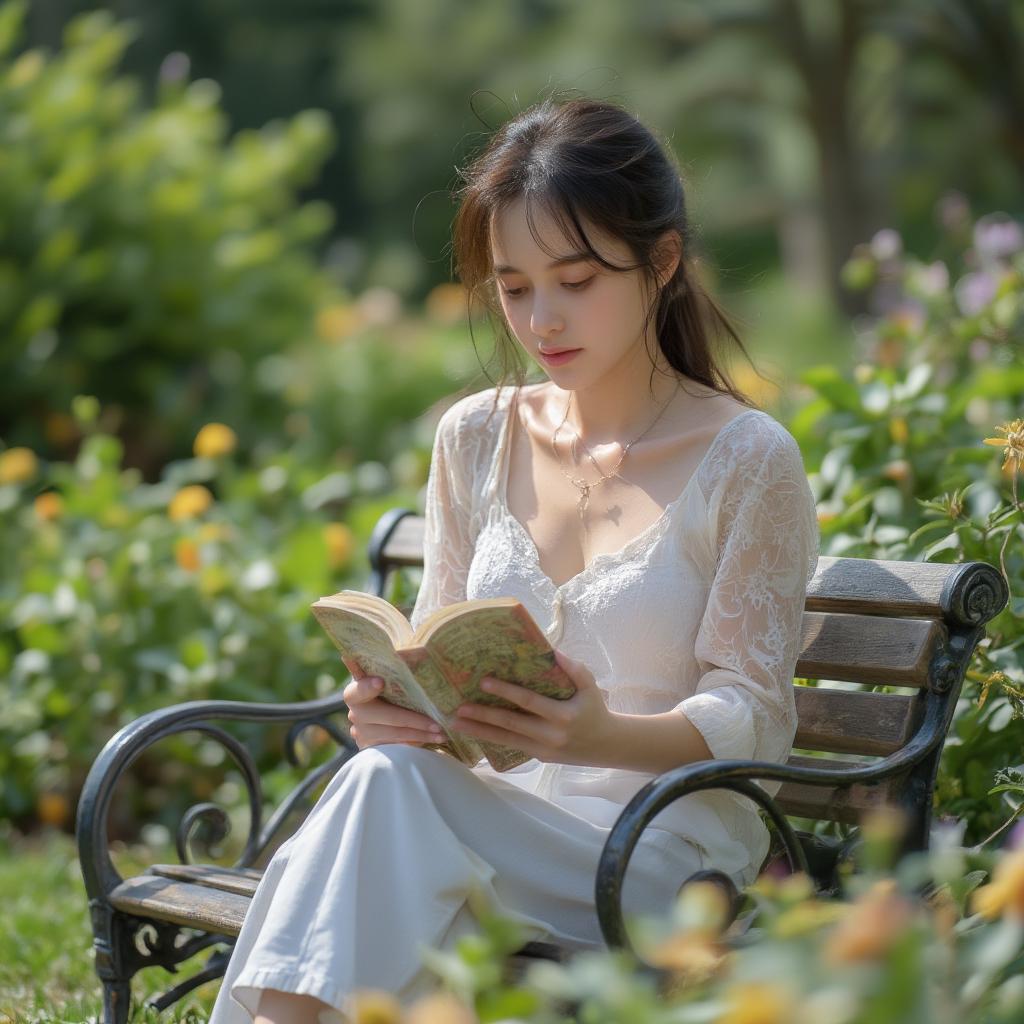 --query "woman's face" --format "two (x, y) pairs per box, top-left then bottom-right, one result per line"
(489, 197), (660, 383)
